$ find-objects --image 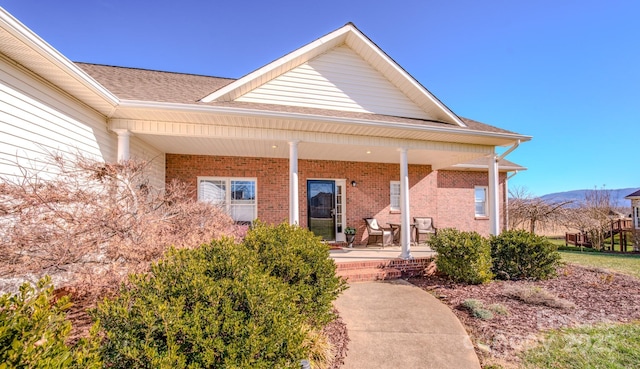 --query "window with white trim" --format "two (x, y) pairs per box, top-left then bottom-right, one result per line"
(198, 177), (257, 222)
(634, 206), (640, 229)
(390, 181), (401, 211)
(474, 186), (488, 217)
